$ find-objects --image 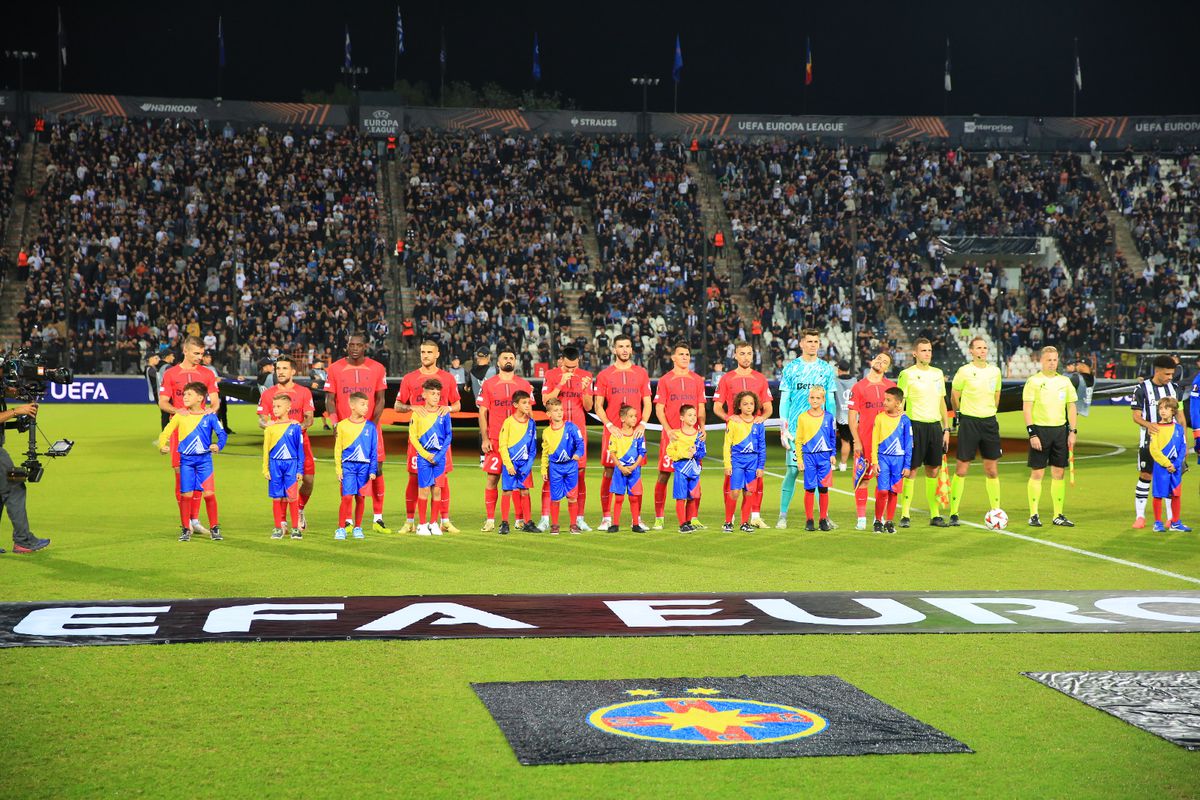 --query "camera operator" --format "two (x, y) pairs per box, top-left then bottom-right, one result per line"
(0, 400), (50, 554)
